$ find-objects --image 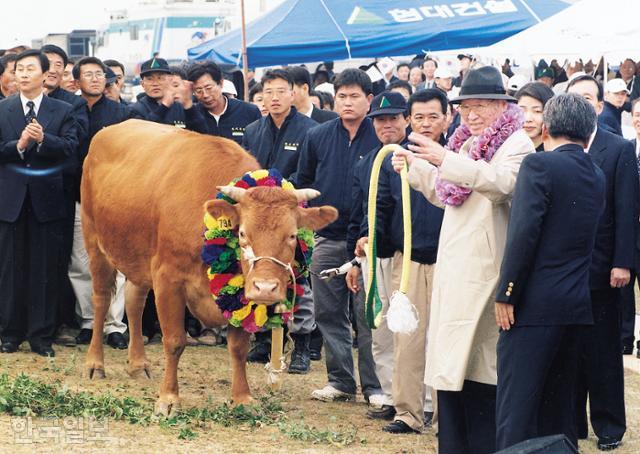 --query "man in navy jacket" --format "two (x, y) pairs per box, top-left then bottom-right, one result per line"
(241, 69), (318, 373)
(295, 69), (381, 403)
(567, 75), (639, 451)
(186, 62), (261, 145)
(0, 50), (78, 357)
(494, 93), (606, 450)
